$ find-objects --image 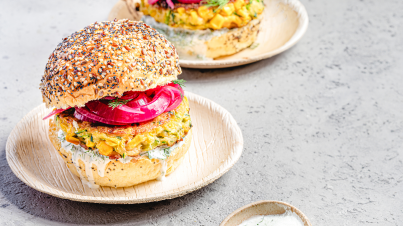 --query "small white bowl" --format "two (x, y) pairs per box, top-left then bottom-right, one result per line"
(220, 200), (312, 226)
